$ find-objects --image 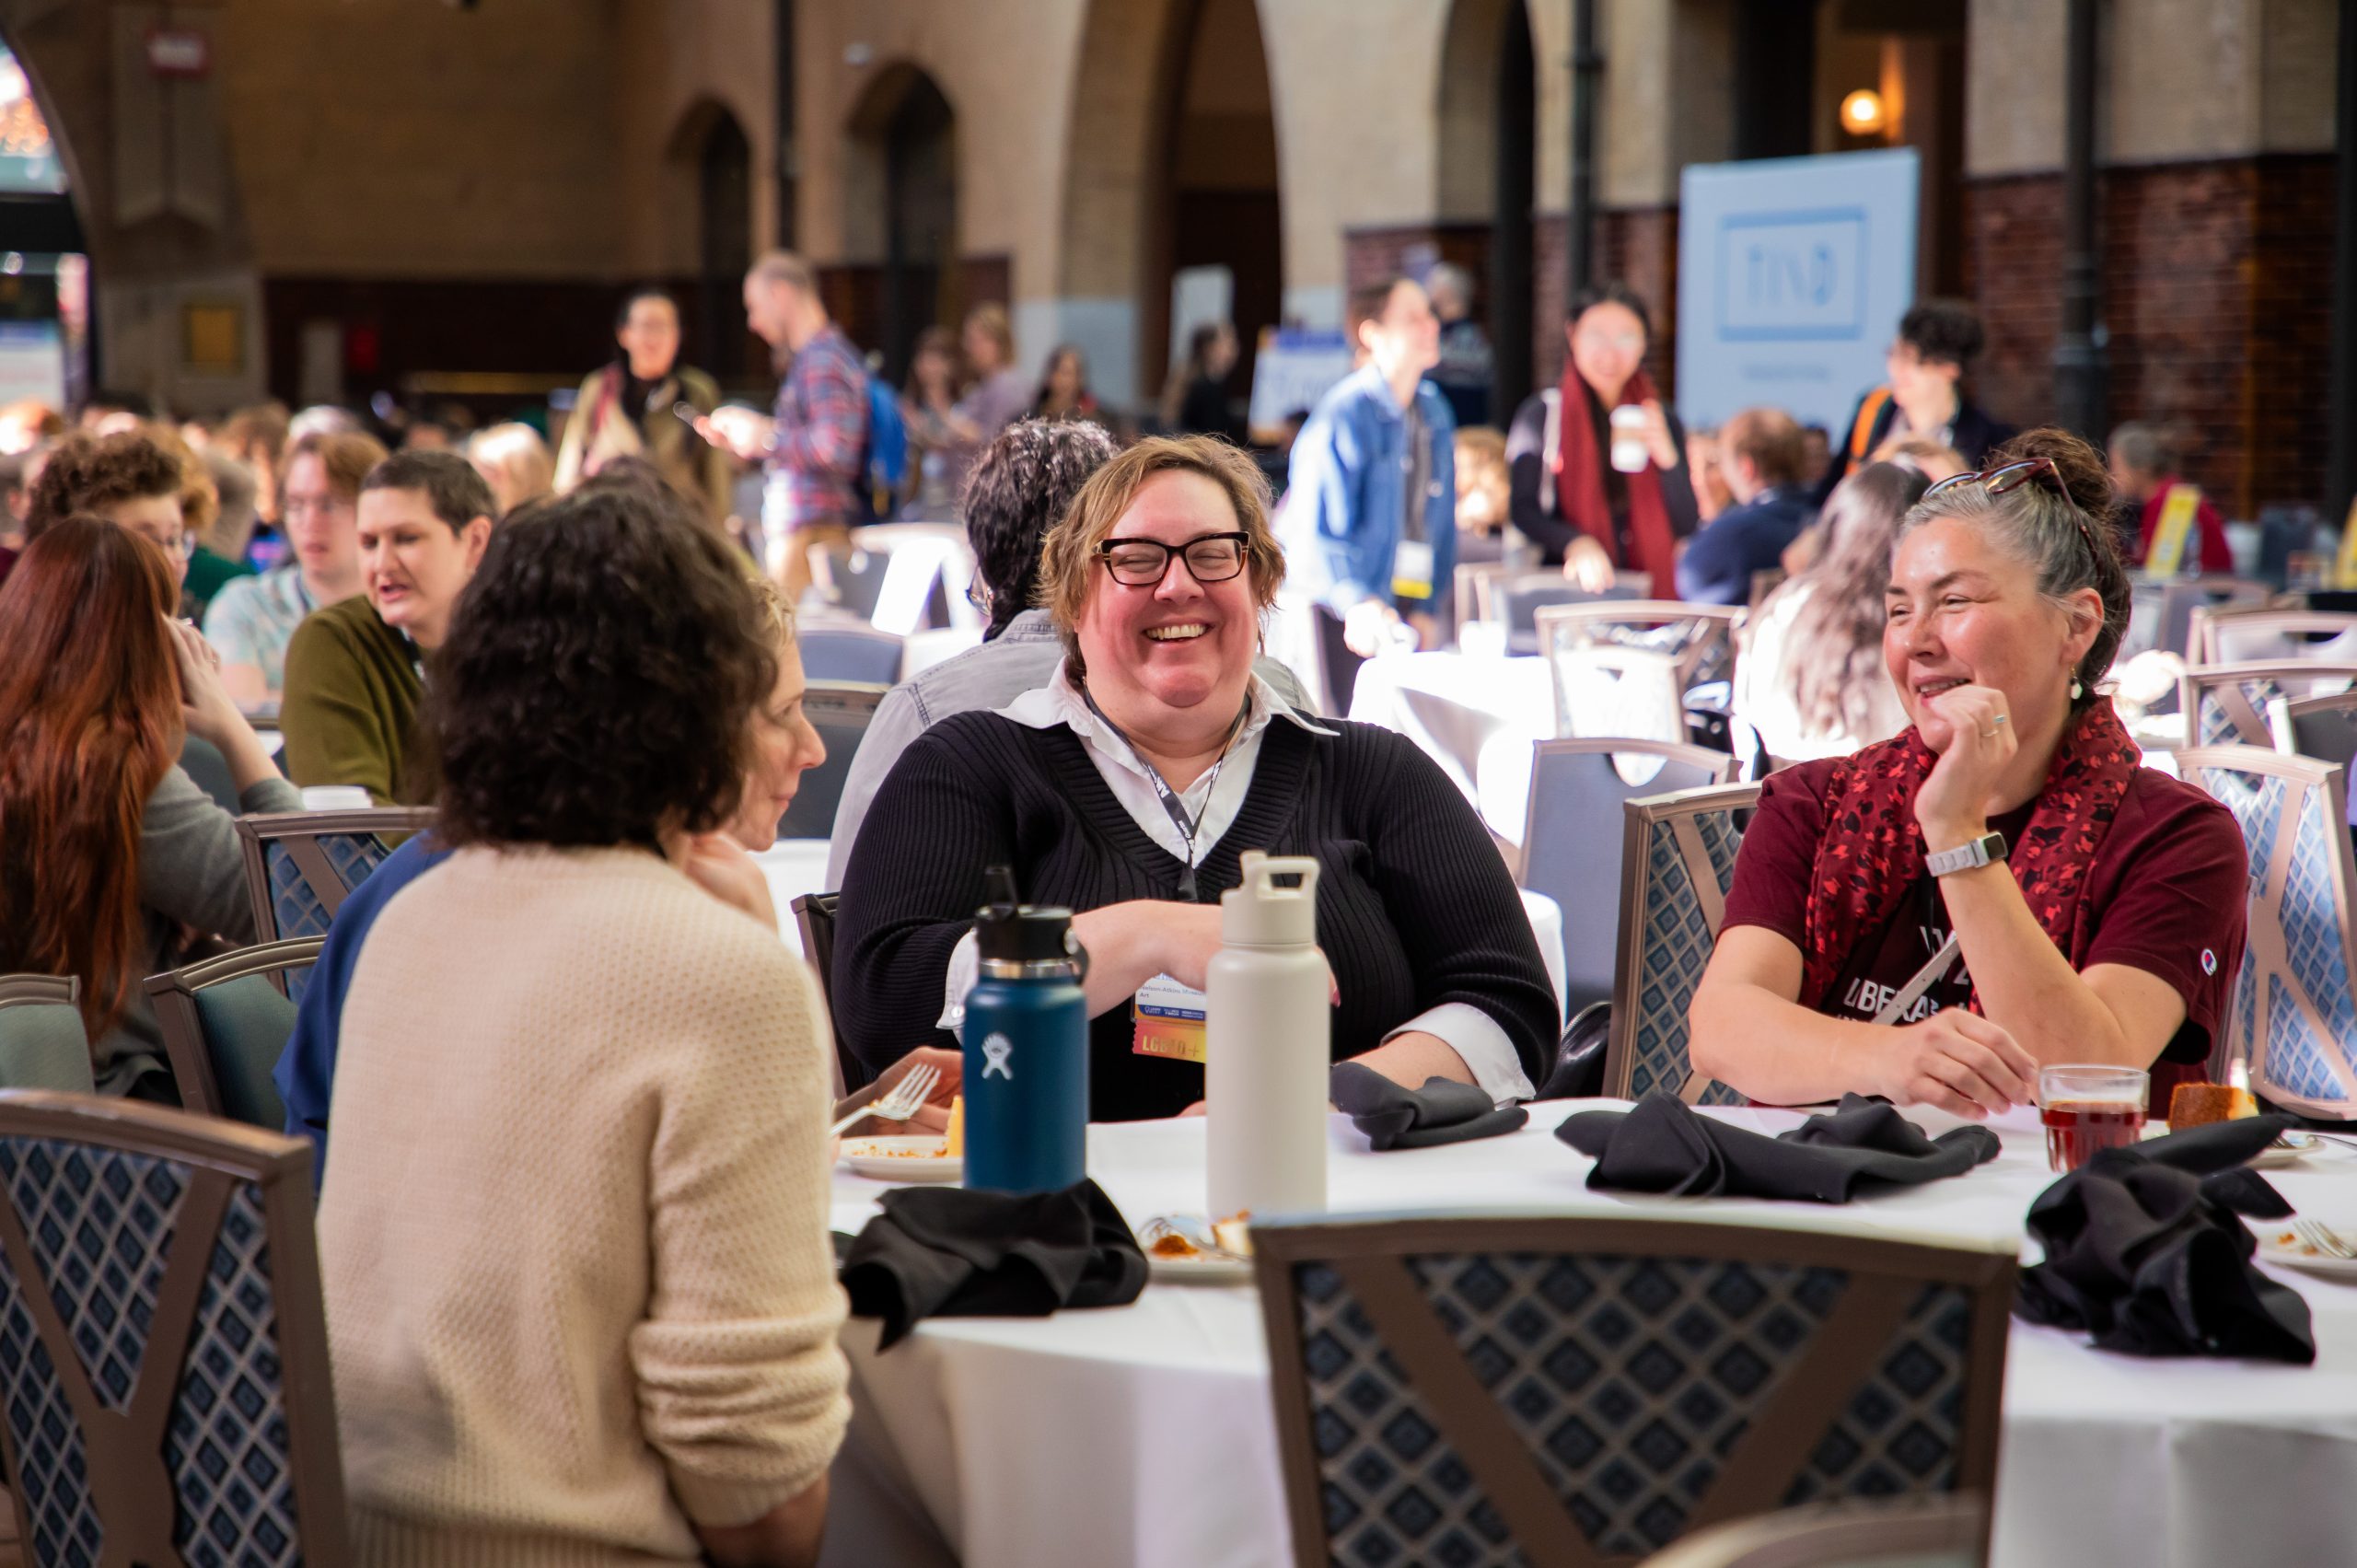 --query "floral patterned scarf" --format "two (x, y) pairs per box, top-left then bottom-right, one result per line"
(1799, 699), (2143, 1013)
